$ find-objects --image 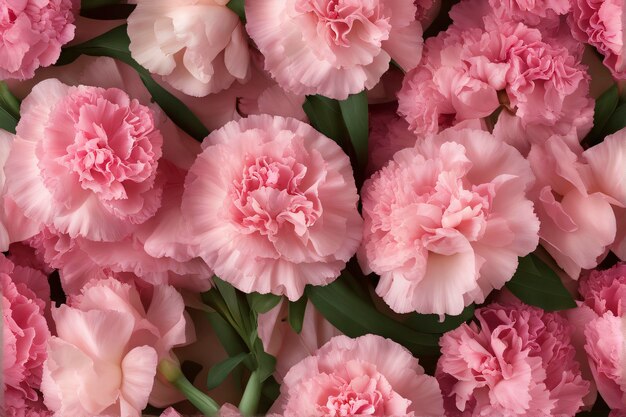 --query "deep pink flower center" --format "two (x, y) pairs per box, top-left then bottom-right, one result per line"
(45, 88), (160, 202)
(325, 388), (382, 416)
(232, 156), (320, 237)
